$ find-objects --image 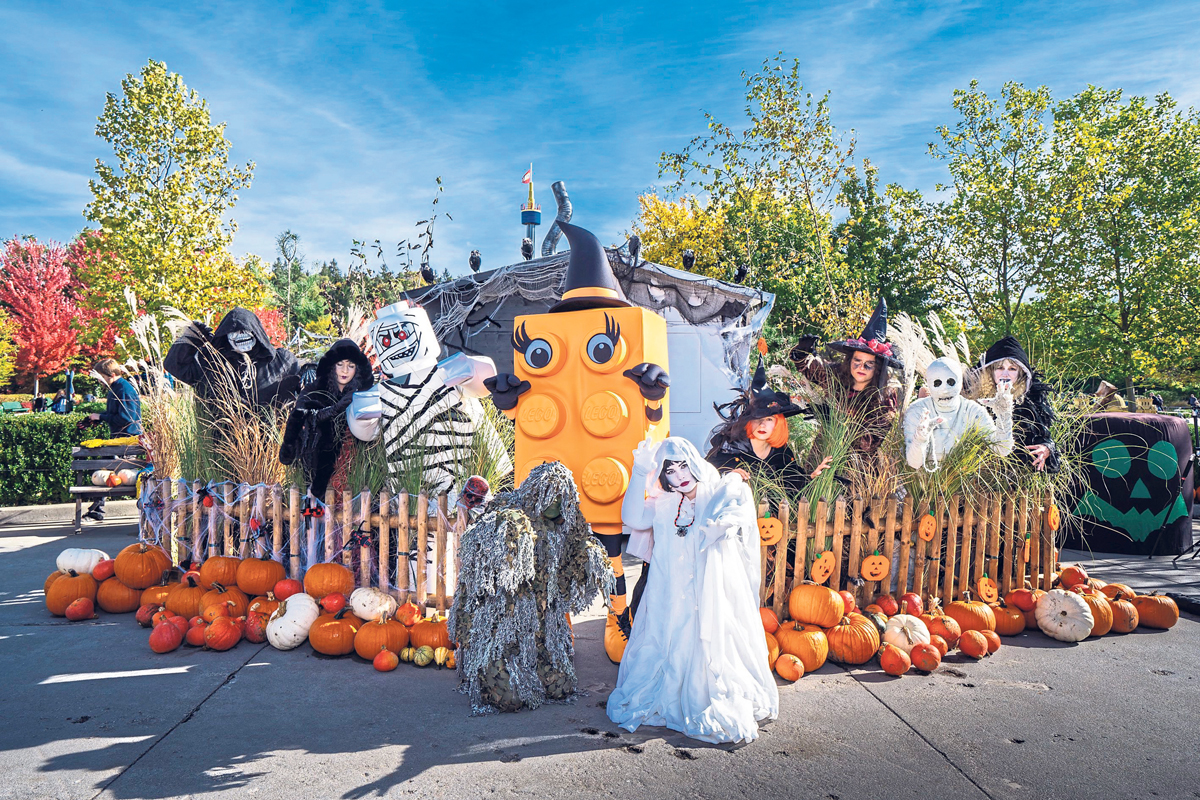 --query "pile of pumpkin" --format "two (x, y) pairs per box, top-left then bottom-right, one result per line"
(44, 545), (455, 673)
(761, 565), (1182, 681)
